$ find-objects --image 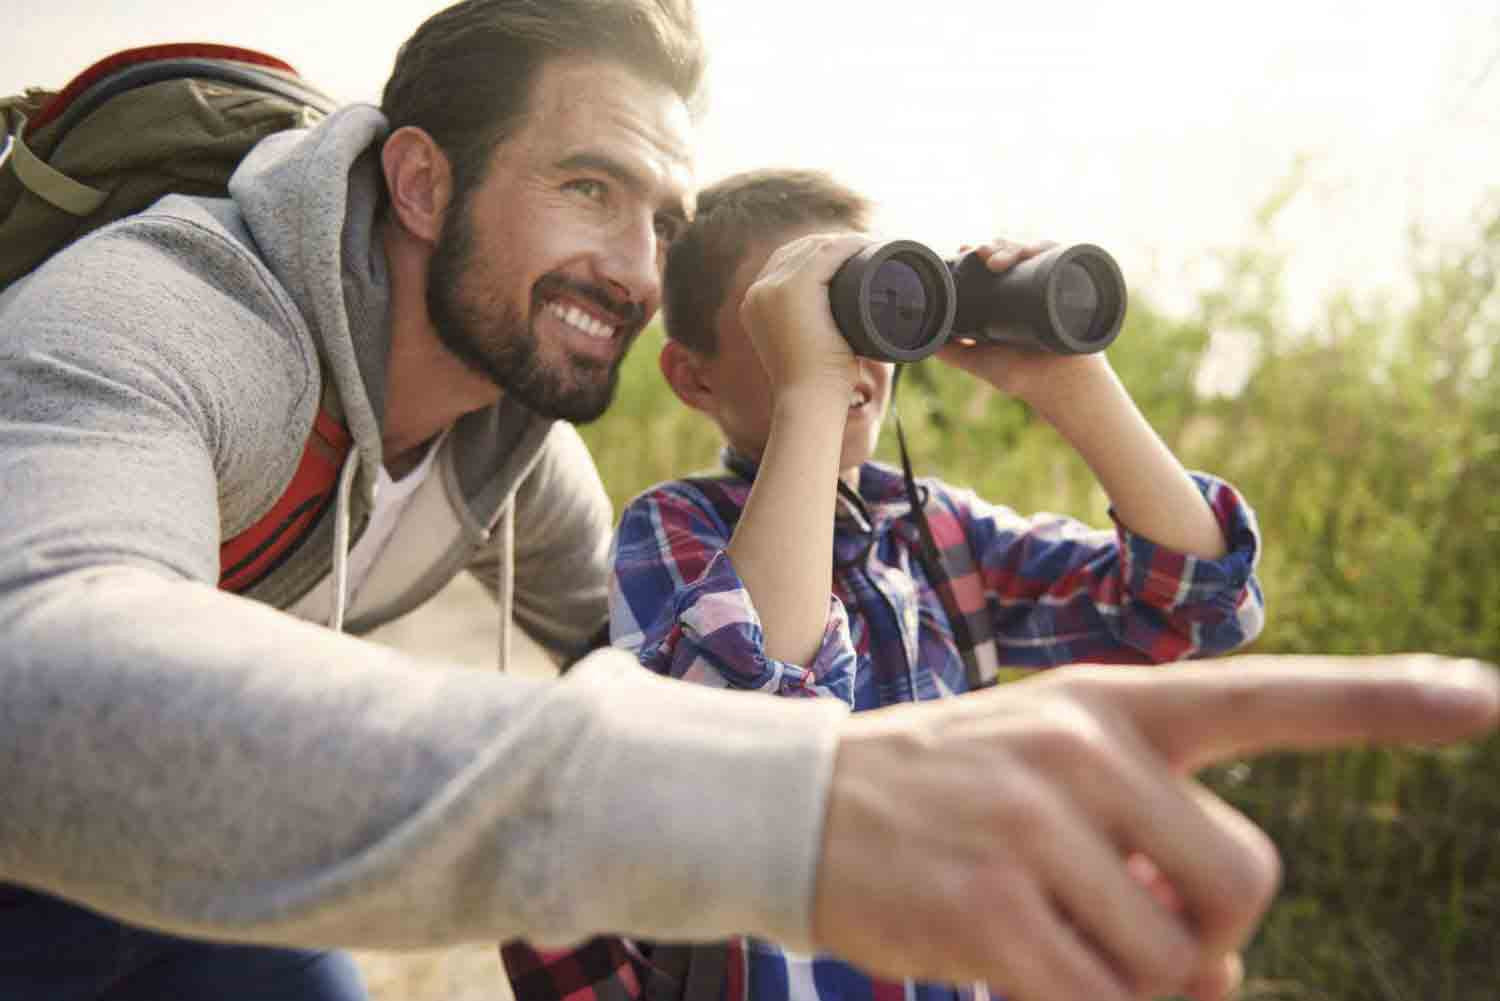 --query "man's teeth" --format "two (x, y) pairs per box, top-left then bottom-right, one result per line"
(549, 301), (615, 340)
